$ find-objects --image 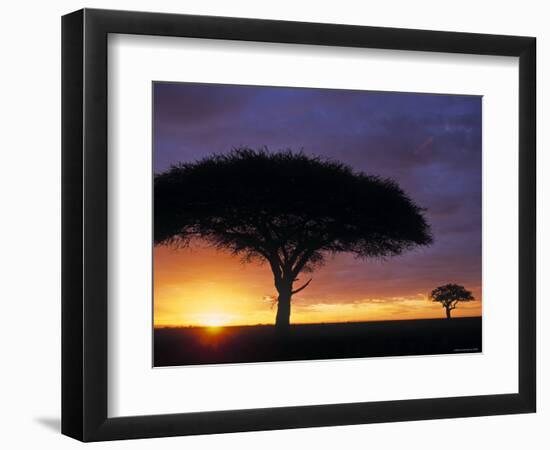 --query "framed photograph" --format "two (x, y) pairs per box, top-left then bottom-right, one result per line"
(62, 8), (536, 441)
